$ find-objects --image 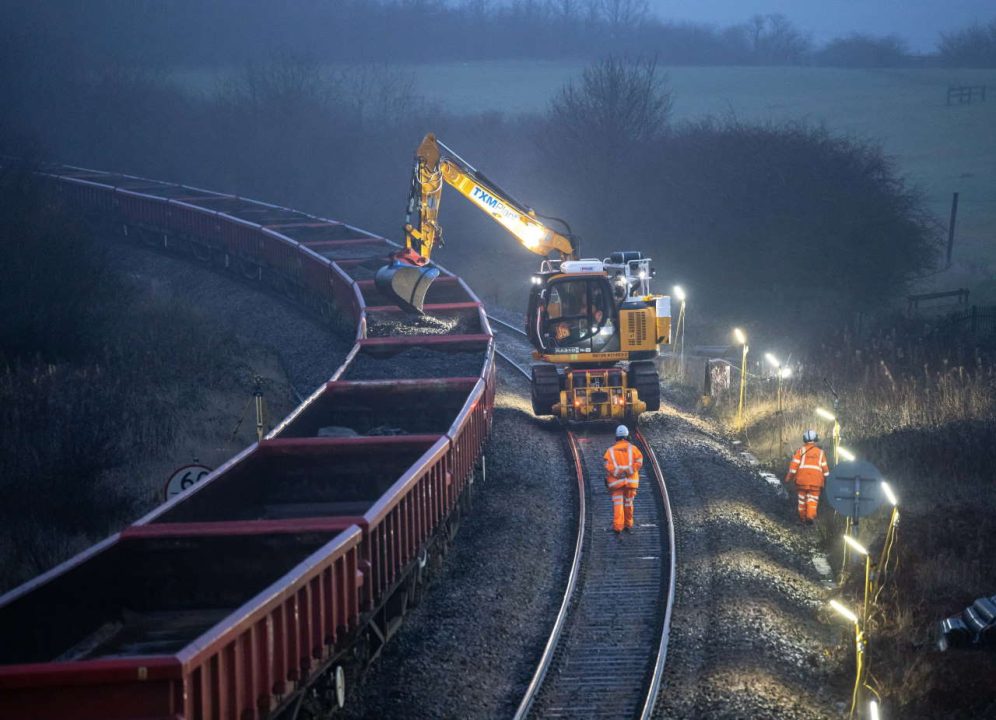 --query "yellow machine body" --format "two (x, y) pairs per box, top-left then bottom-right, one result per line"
(551, 368), (647, 422)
